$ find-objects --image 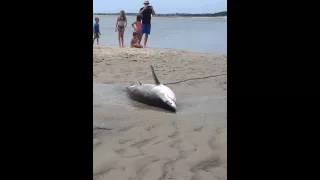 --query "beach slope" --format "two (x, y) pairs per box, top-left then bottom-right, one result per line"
(93, 46), (227, 180)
